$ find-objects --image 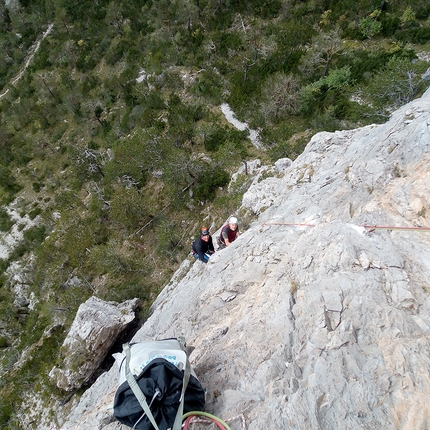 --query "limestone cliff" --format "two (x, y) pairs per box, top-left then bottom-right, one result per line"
(58, 88), (430, 429)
